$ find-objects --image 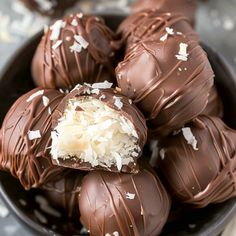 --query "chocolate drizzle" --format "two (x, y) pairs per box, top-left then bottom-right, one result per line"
(32, 14), (120, 89)
(41, 170), (84, 218)
(0, 88), (65, 190)
(116, 36), (214, 137)
(158, 115), (236, 207)
(130, 0), (197, 26)
(79, 166), (171, 236)
(118, 10), (198, 49)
